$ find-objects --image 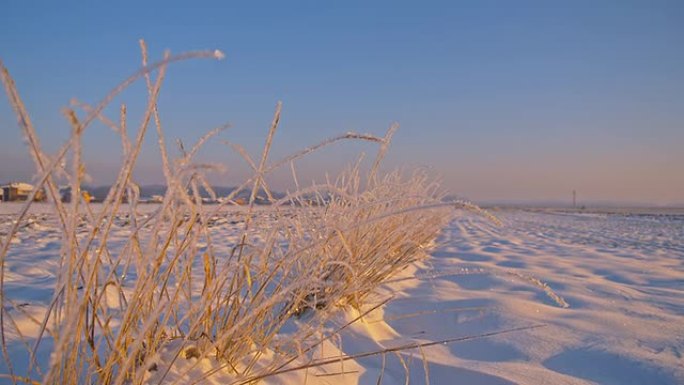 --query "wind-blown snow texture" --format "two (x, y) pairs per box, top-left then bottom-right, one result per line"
(1, 204), (682, 384)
